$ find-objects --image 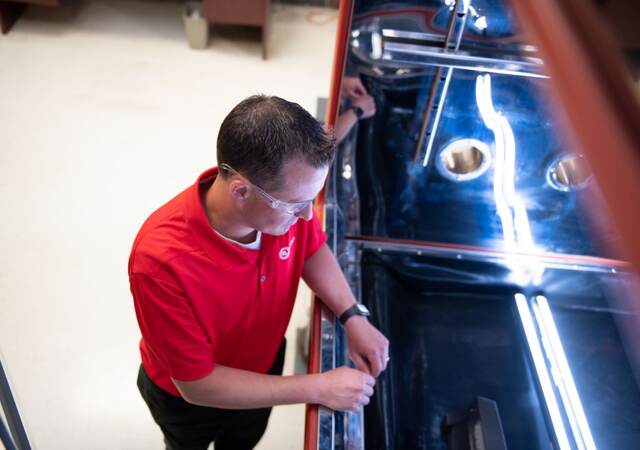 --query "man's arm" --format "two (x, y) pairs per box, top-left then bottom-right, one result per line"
(132, 272), (375, 412)
(302, 243), (390, 377)
(334, 109), (360, 143)
(173, 364), (374, 413)
(333, 95), (377, 144)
